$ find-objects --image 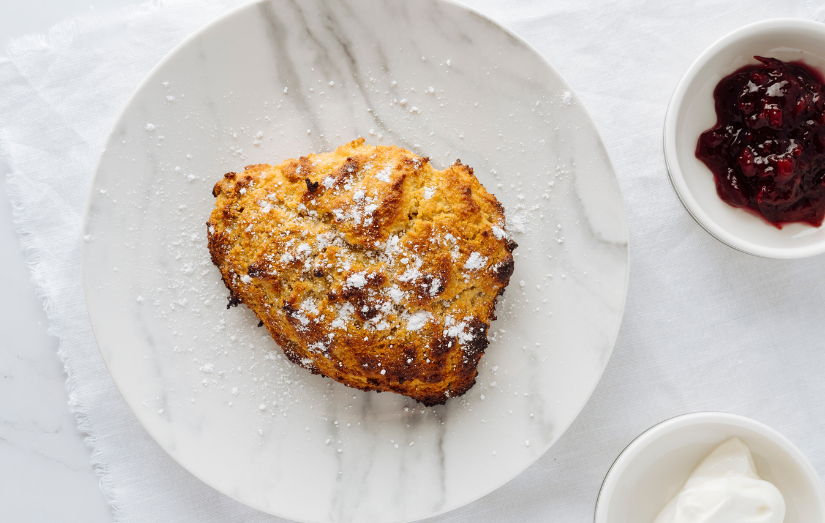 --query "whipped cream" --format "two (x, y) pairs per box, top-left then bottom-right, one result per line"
(653, 437), (785, 523)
